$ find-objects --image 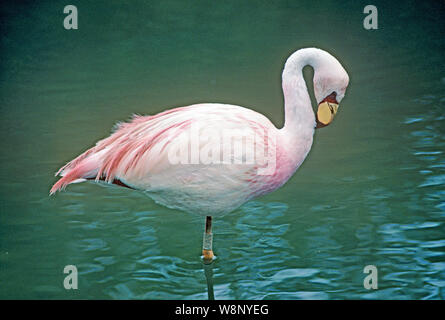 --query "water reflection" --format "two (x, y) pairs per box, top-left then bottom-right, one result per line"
(203, 262), (215, 300)
(58, 199), (308, 299)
